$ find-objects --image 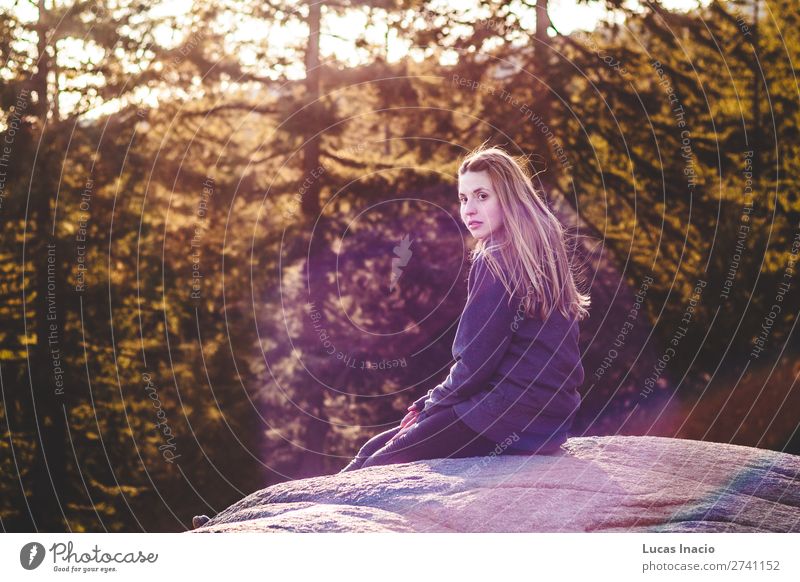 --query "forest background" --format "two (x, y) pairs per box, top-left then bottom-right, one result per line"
(1, 0), (798, 532)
